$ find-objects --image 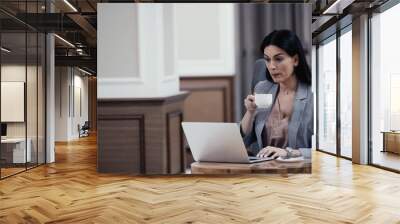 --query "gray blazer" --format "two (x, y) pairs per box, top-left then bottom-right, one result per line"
(241, 80), (314, 157)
